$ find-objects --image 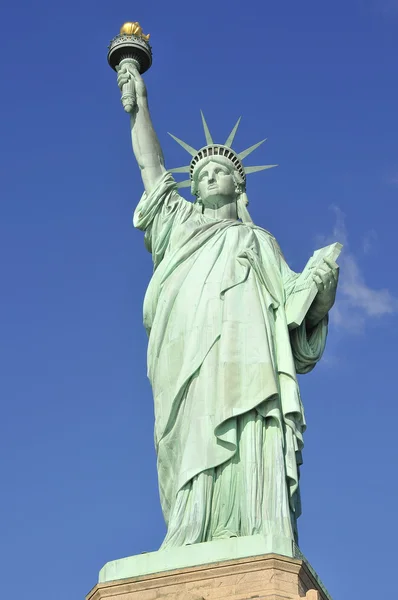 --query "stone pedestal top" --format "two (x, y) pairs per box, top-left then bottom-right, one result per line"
(87, 553), (331, 600)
